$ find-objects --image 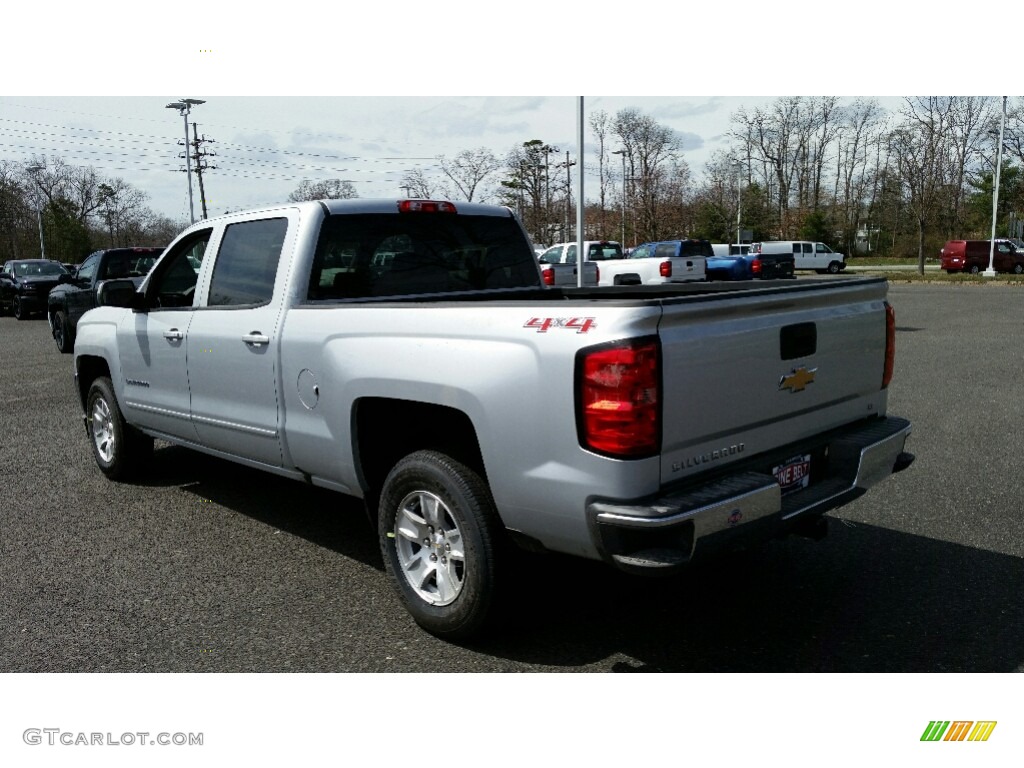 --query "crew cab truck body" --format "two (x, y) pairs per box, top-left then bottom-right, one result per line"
(537, 241), (604, 286)
(603, 239), (707, 286)
(47, 246), (164, 353)
(73, 198), (913, 639)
